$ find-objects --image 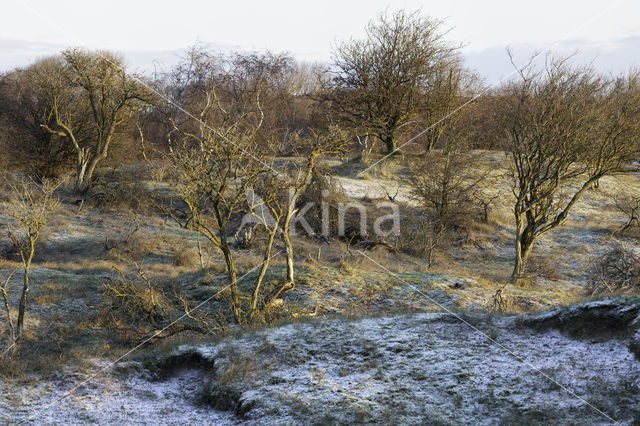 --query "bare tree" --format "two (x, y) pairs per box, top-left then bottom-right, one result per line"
(265, 127), (346, 302)
(502, 55), (640, 283)
(0, 66), (76, 178)
(154, 48), (349, 322)
(419, 57), (480, 152)
(158, 49), (284, 322)
(36, 49), (149, 194)
(166, 126), (344, 321)
(2, 178), (59, 353)
(166, 126), (265, 322)
(329, 9), (460, 153)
